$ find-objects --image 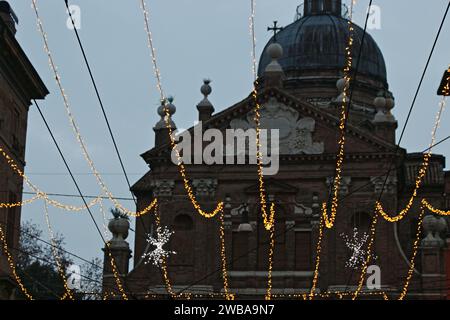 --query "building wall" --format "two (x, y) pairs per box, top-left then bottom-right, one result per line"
(0, 4), (48, 299)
